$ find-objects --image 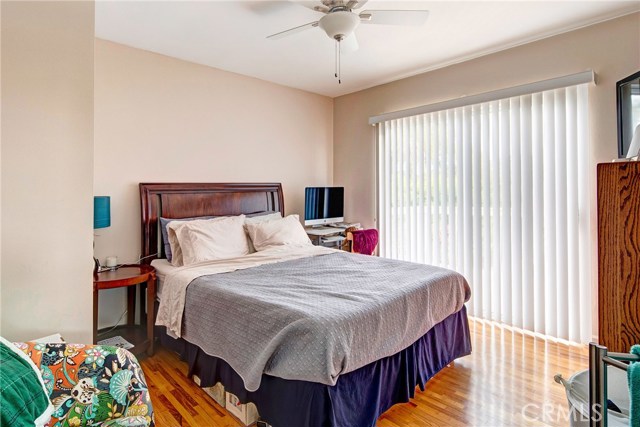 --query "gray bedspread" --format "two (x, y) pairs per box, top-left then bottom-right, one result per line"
(181, 251), (471, 391)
